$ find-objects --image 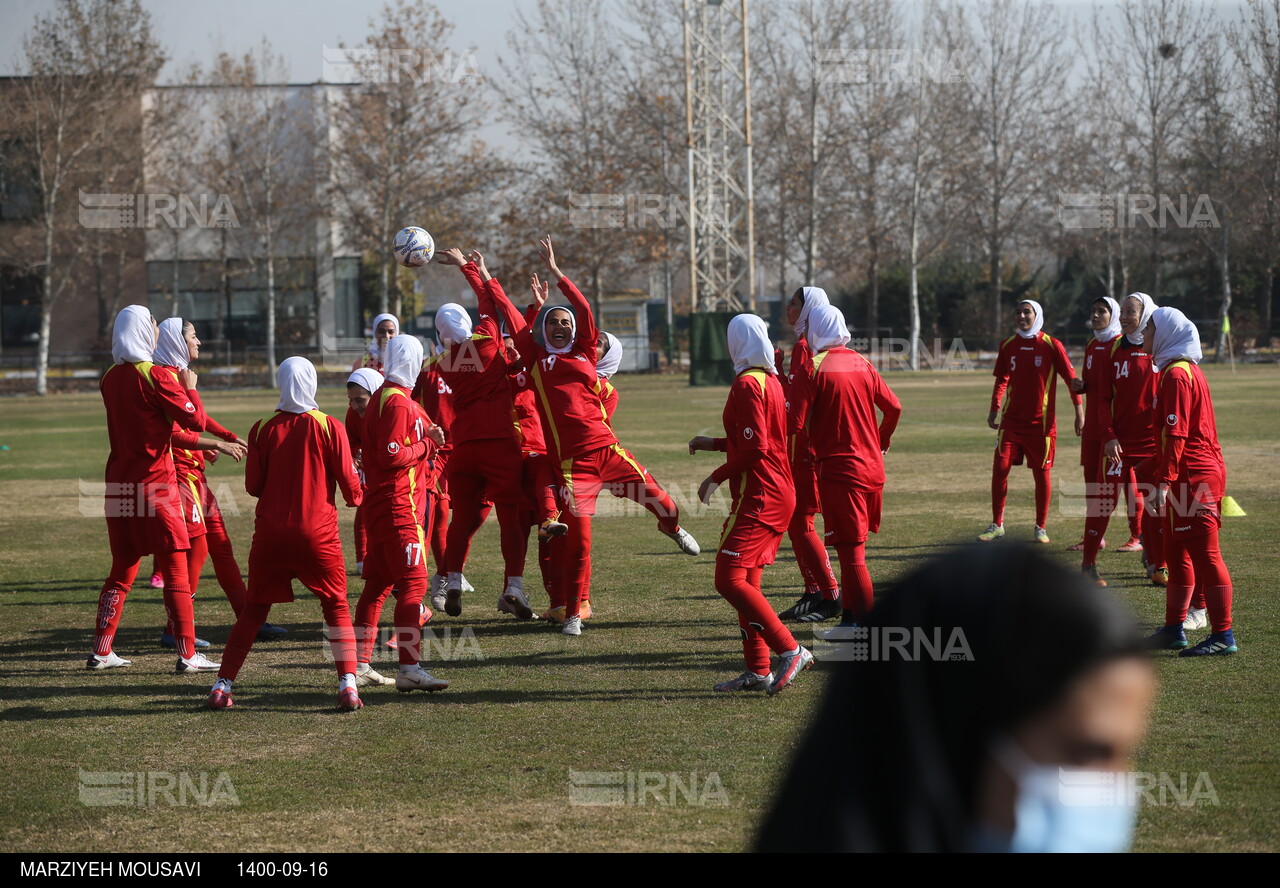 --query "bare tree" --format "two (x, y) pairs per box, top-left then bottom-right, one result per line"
(0, 0), (162, 394)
